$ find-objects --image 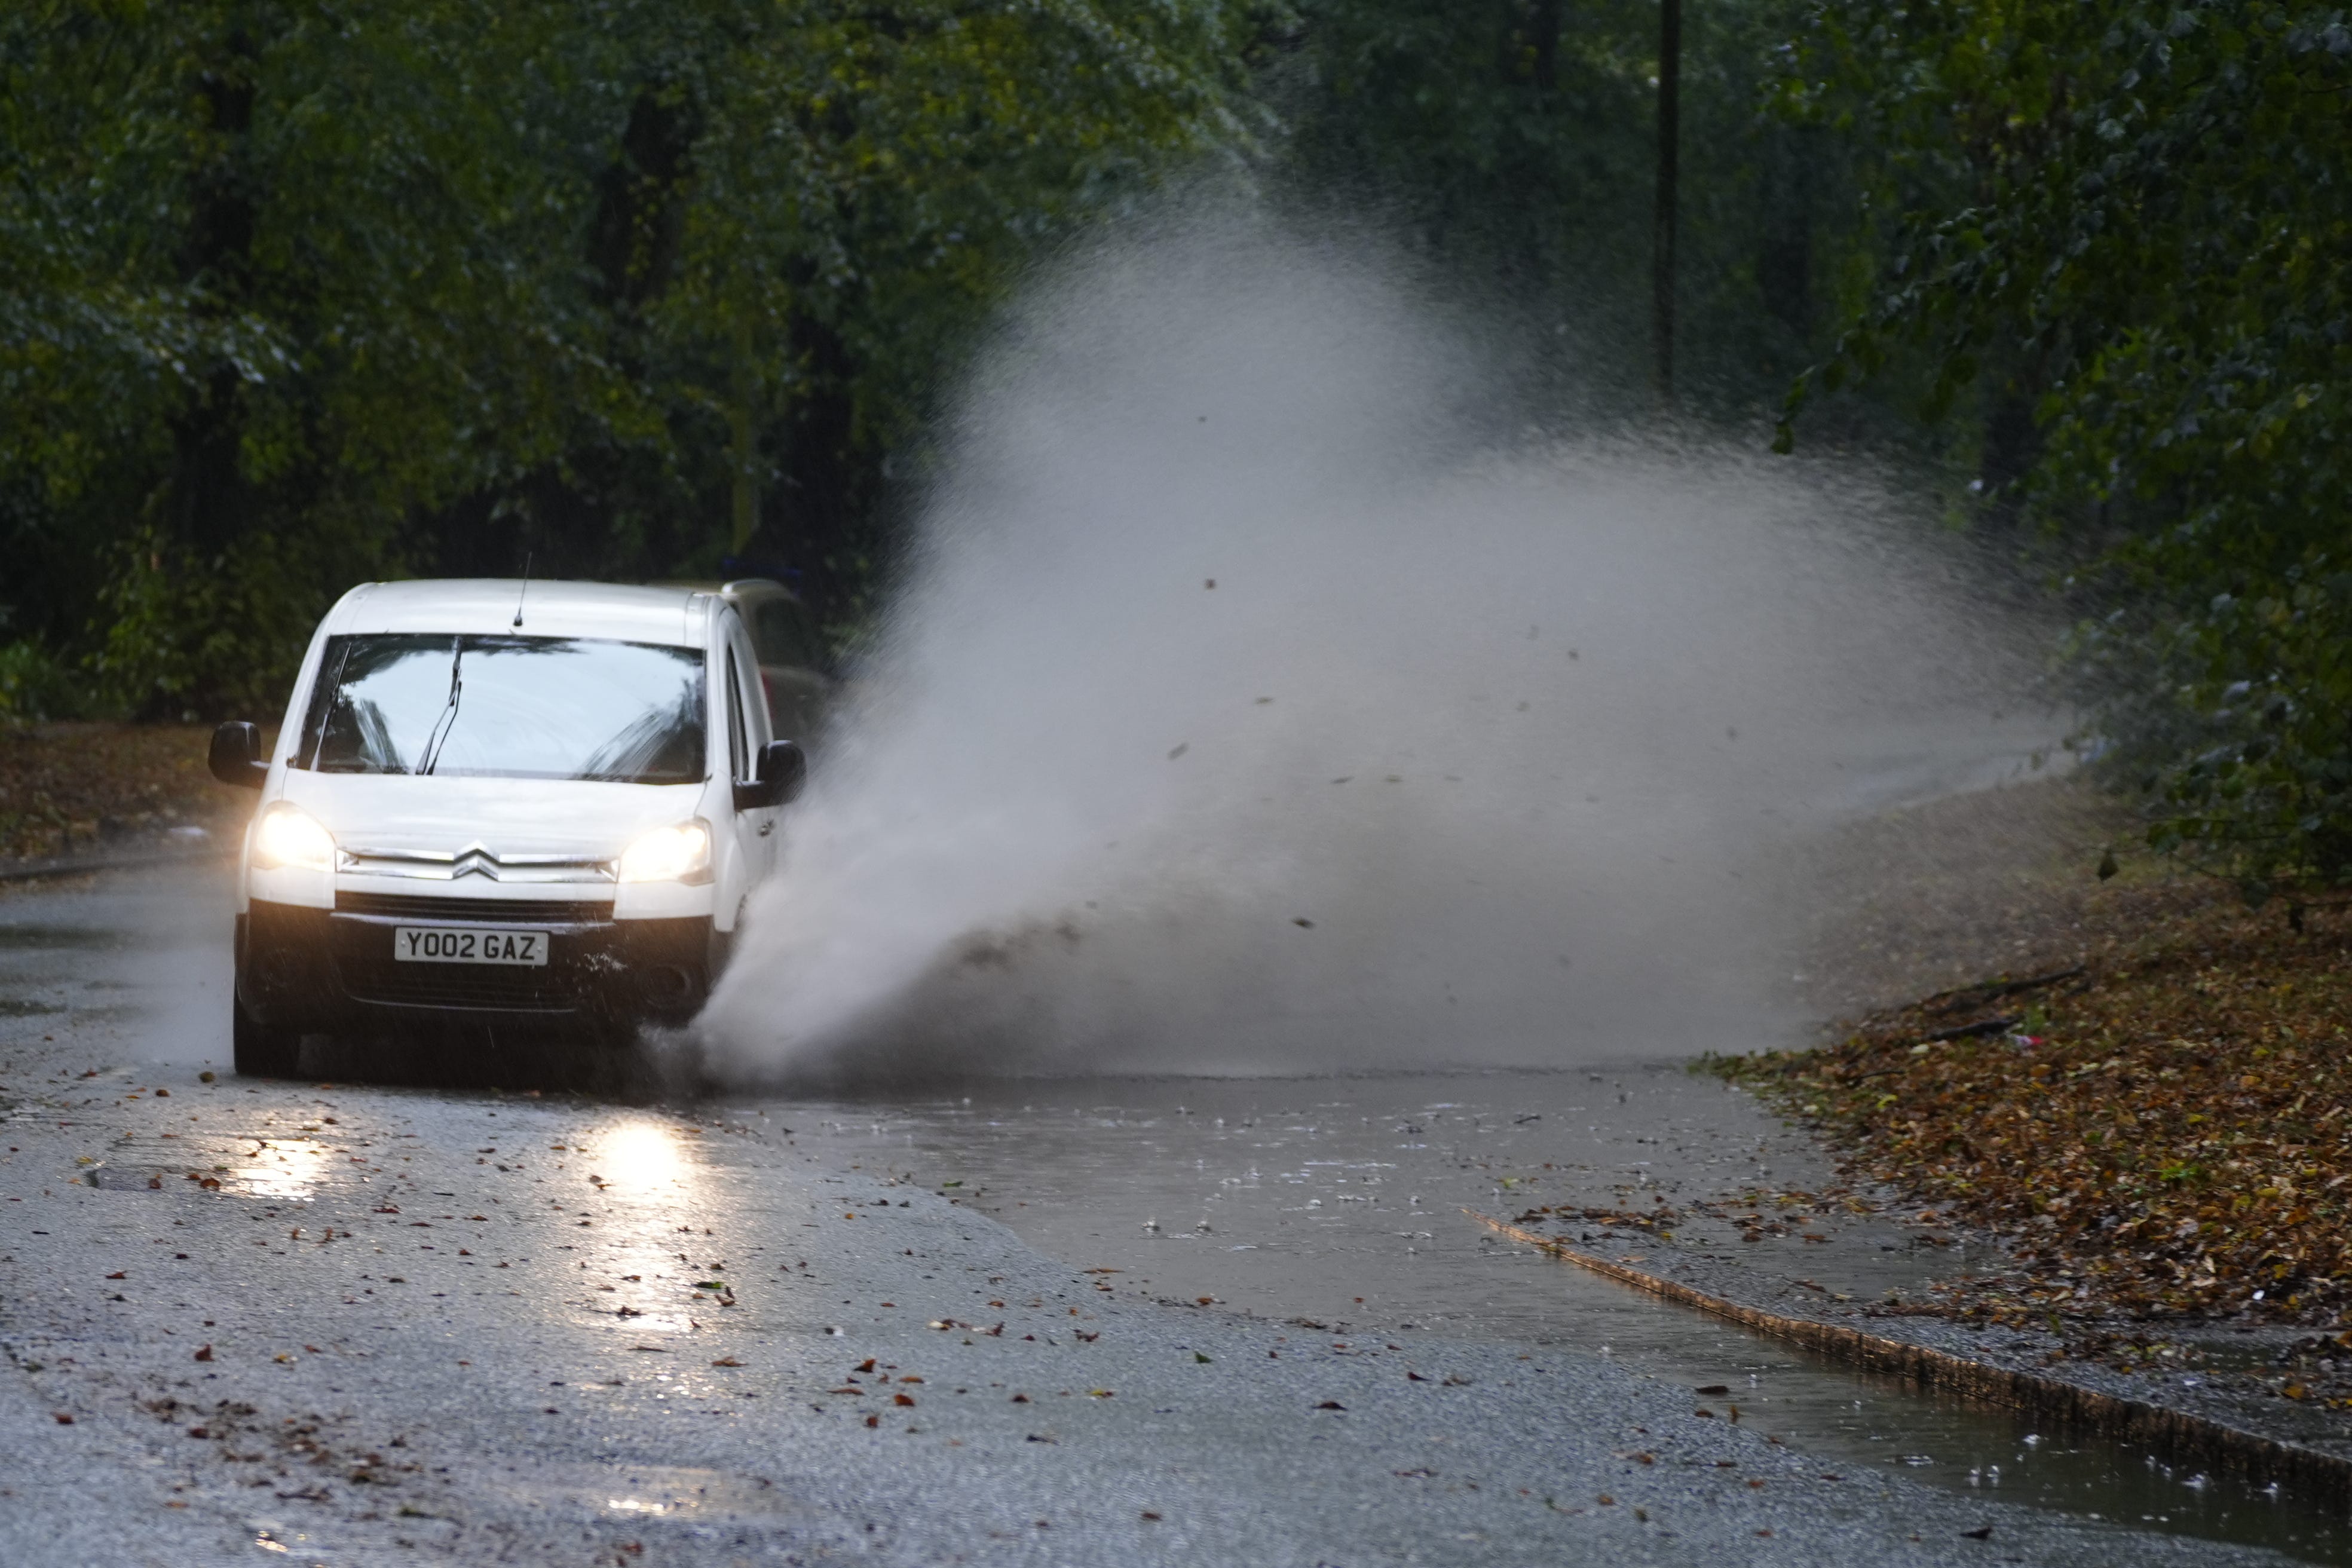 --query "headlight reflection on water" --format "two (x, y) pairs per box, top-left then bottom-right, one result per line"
(580, 1120), (703, 1337)
(586, 1122), (693, 1194)
(240, 1140), (331, 1200)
